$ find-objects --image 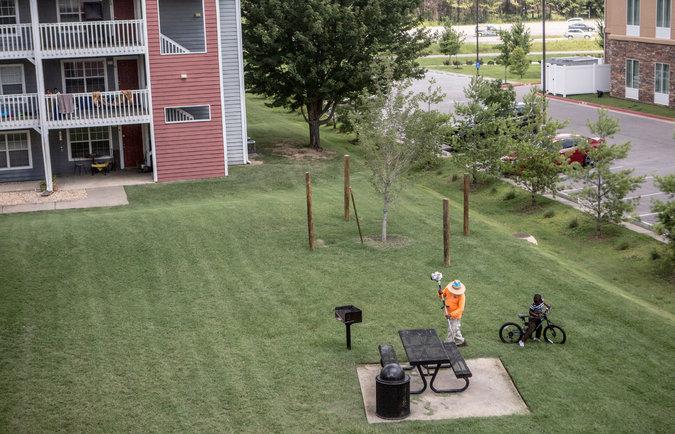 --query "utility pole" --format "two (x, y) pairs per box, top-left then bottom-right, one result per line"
(475, 0), (480, 76)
